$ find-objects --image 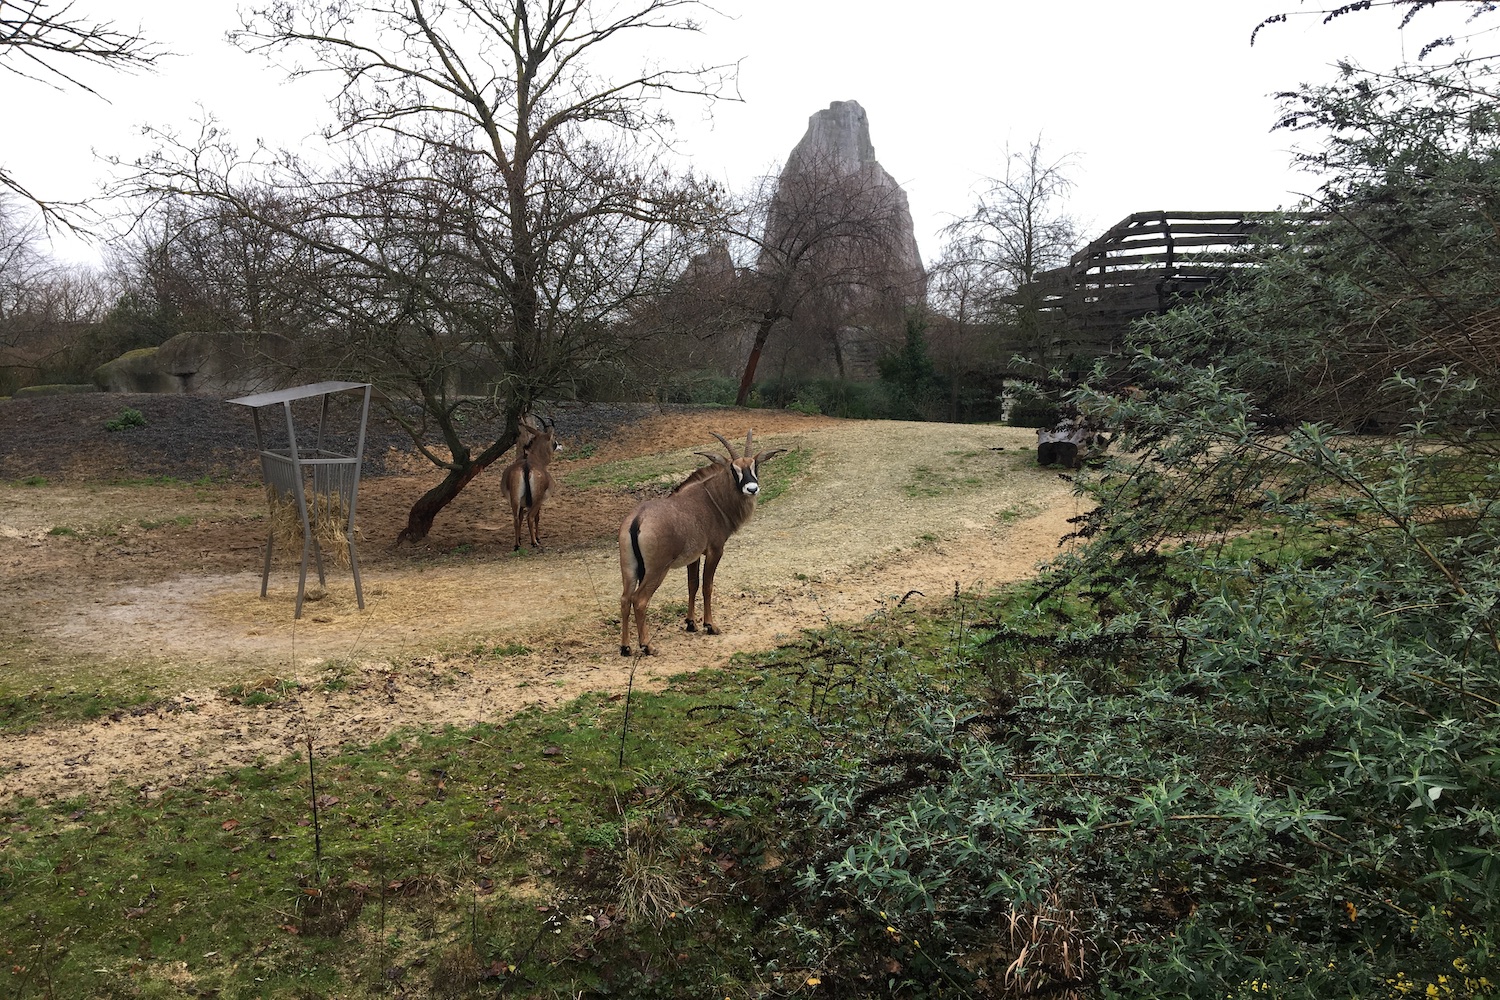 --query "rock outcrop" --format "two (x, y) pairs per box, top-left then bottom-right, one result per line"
(768, 101), (925, 295)
(760, 100), (926, 378)
(94, 331), (296, 396)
